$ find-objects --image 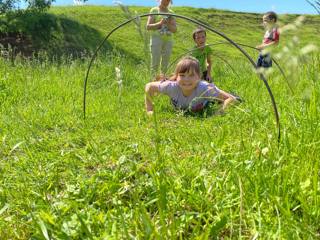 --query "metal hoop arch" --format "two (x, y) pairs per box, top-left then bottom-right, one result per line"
(83, 13), (281, 141)
(166, 41), (290, 93)
(165, 41), (294, 93)
(165, 42), (241, 79)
